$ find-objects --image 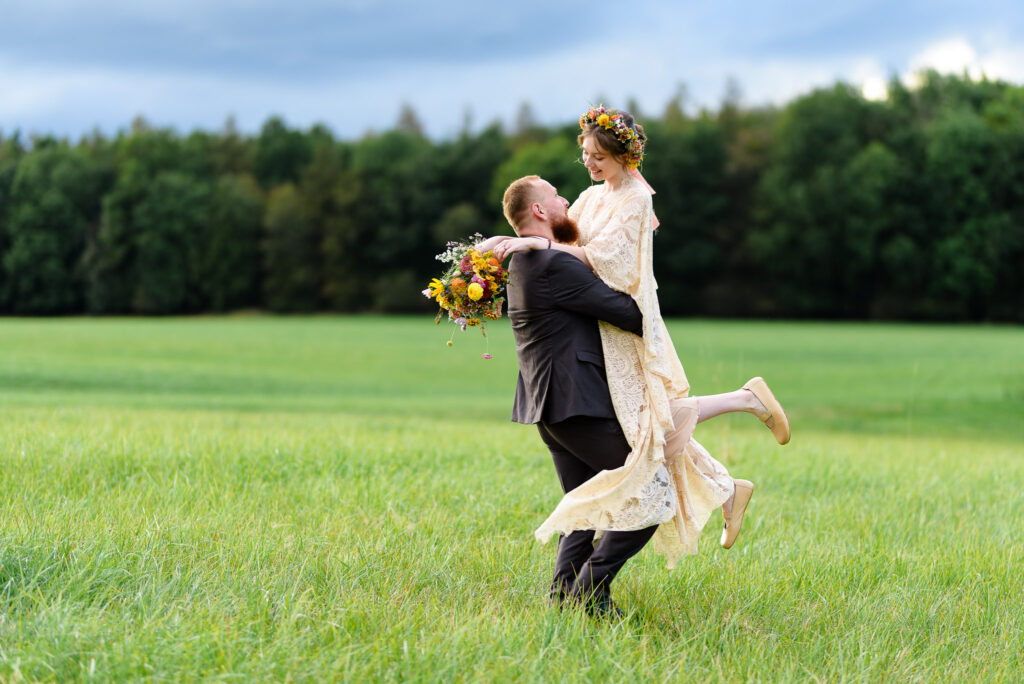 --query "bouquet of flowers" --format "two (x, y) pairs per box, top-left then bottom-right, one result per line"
(423, 233), (509, 356)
